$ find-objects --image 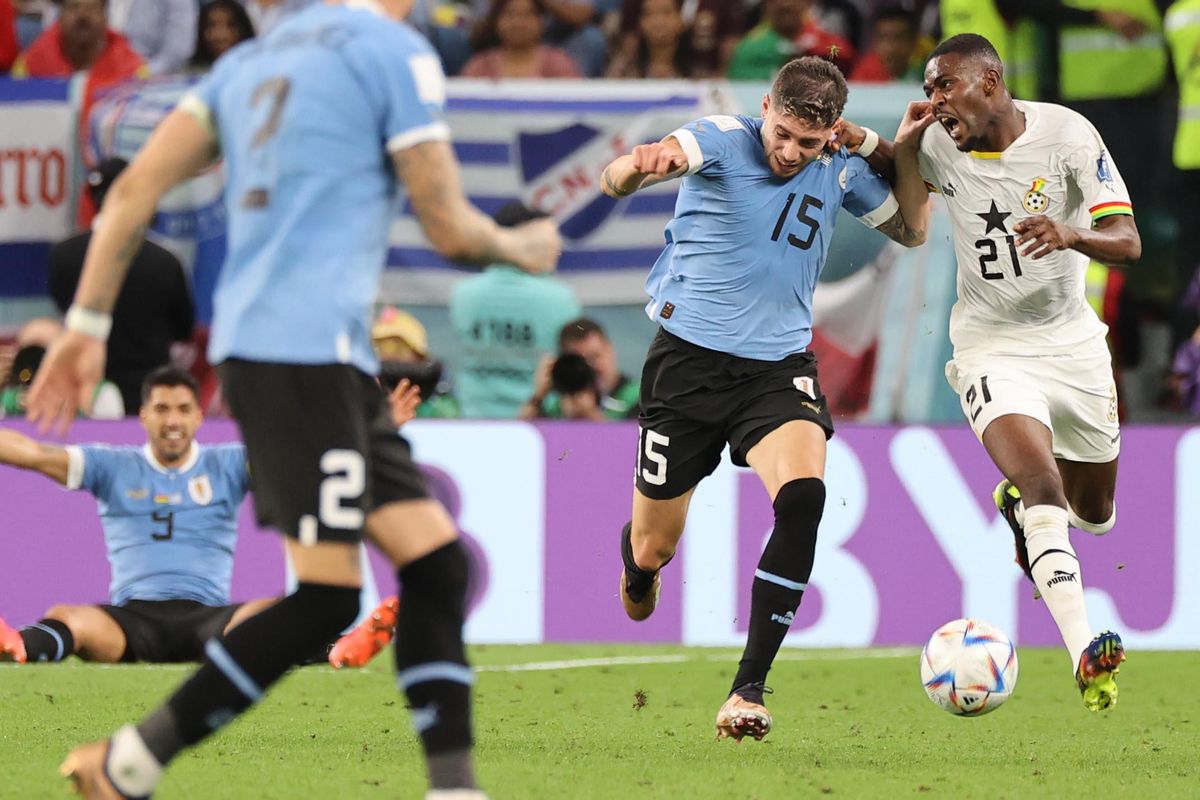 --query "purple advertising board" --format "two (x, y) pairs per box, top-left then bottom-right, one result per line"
(1, 420), (1195, 648)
